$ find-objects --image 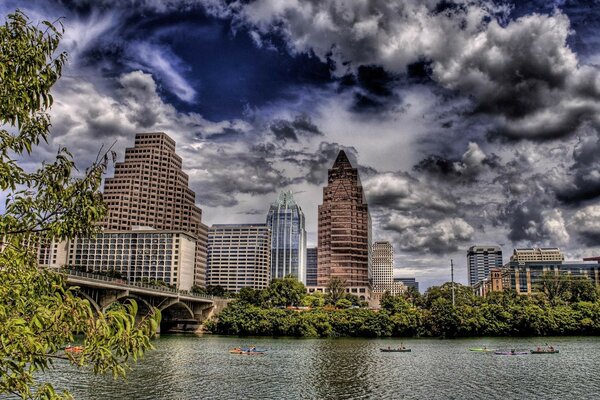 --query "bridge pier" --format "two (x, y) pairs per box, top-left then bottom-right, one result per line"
(64, 271), (219, 335)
